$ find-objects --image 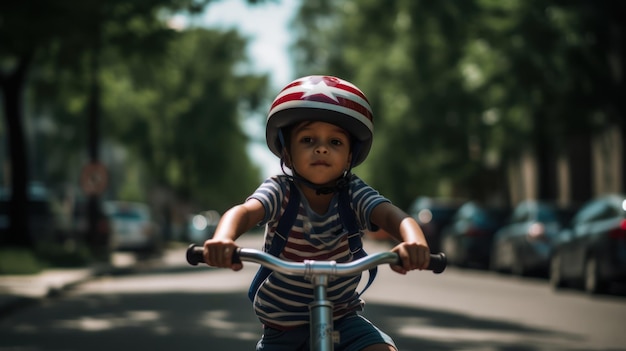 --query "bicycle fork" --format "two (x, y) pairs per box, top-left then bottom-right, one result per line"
(309, 274), (337, 351)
